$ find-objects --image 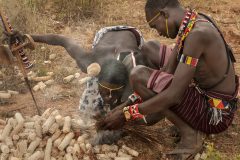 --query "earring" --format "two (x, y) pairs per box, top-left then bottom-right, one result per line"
(166, 18), (170, 37)
(109, 89), (112, 98)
